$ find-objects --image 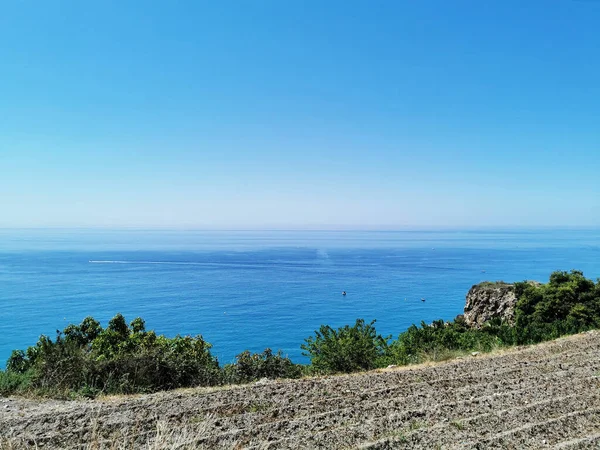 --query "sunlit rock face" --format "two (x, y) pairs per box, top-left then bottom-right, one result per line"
(463, 282), (518, 328)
